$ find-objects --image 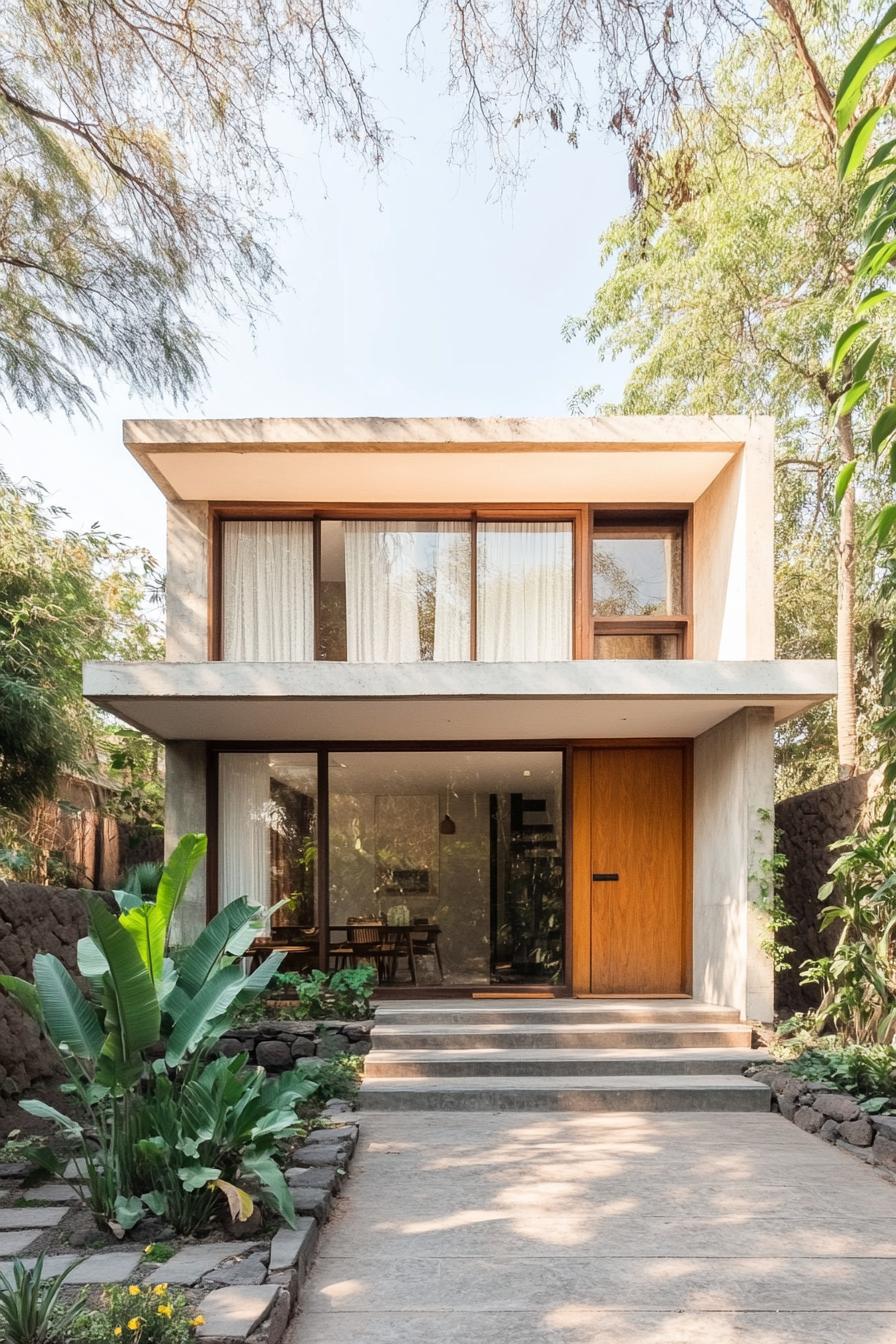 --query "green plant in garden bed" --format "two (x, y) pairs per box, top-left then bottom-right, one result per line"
(0, 1255), (84, 1344)
(0, 833), (317, 1236)
(786, 1042), (896, 1113)
(70, 1282), (202, 1343)
(292, 1054), (363, 1108)
(234, 966), (376, 1024)
(800, 826), (896, 1044)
